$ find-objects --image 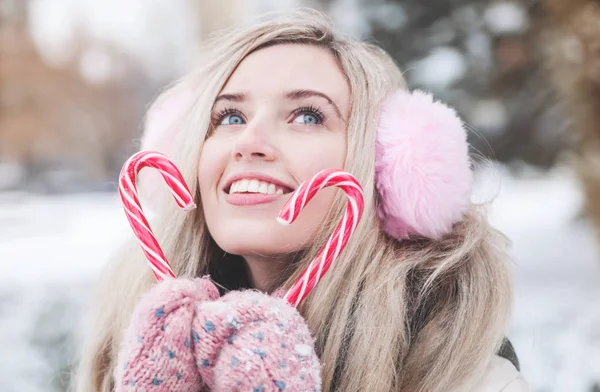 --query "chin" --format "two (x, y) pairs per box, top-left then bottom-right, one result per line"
(212, 222), (286, 255)
(211, 220), (314, 258)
